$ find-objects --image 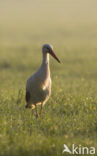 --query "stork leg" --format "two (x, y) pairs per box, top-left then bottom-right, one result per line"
(35, 104), (38, 118)
(40, 103), (43, 115)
